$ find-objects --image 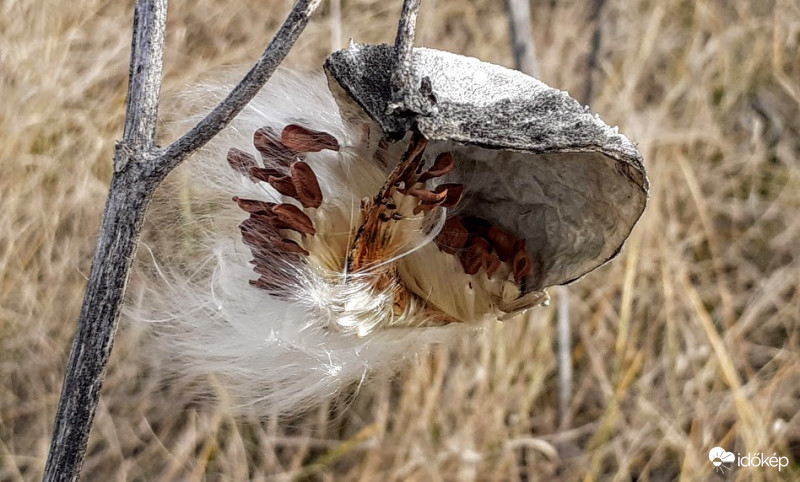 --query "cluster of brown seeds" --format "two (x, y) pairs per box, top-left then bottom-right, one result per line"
(436, 215), (533, 283)
(345, 133), (463, 274)
(341, 131), (533, 284)
(228, 125), (535, 310)
(226, 124), (339, 293)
